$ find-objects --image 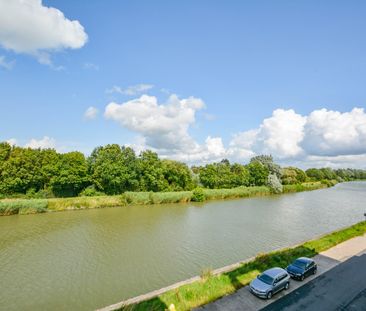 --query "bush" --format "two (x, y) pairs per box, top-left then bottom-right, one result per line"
(191, 187), (205, 202)
(267, 174), (283, 194)
(79, 185), (105, 197)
